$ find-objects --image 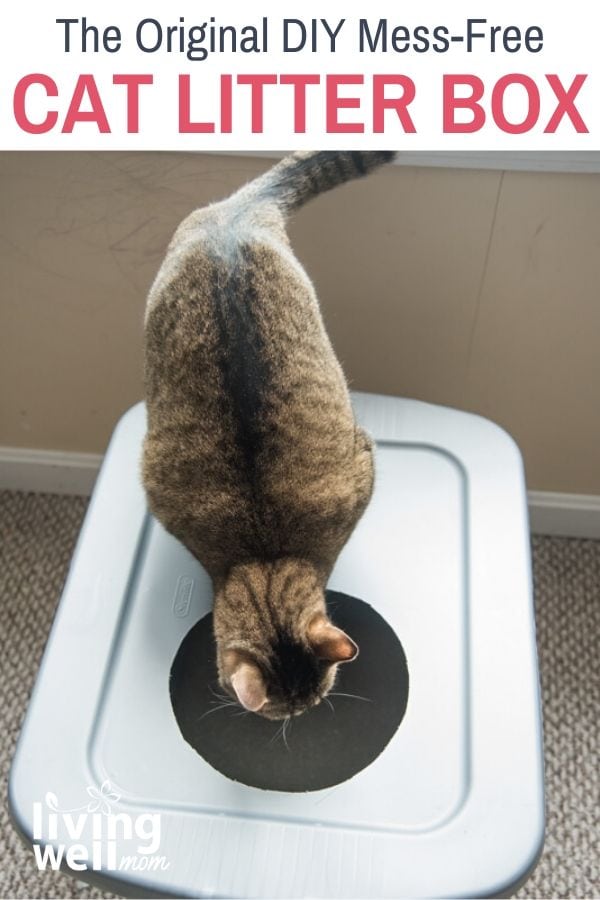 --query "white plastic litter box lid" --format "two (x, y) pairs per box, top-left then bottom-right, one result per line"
(9, 391), (544, 898)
